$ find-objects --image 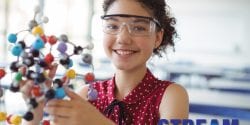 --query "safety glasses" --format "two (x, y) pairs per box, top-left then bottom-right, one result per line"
(101, 14), (161, 36)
